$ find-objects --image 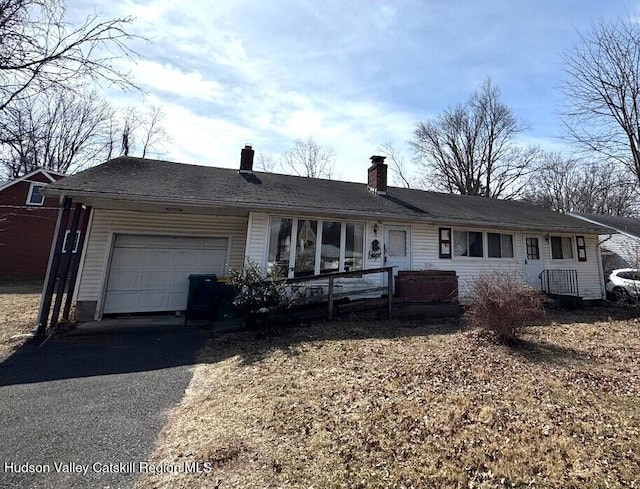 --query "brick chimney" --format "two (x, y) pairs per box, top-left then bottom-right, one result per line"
(239, 144), (254, 173)
(368, 155), (387, 194)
